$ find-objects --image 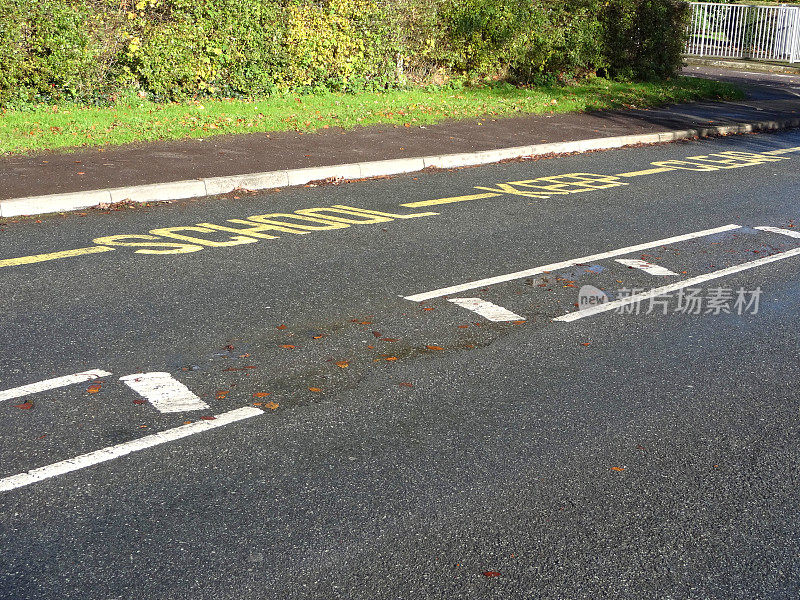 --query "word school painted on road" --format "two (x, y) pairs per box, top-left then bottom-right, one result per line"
(93, 205), (438, 255)
(0, 204), (438, 268)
